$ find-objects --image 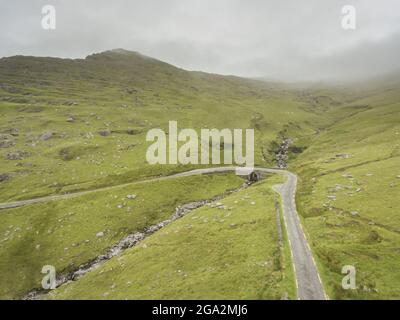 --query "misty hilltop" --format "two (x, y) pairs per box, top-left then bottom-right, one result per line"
(2, 1), (400, 82)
